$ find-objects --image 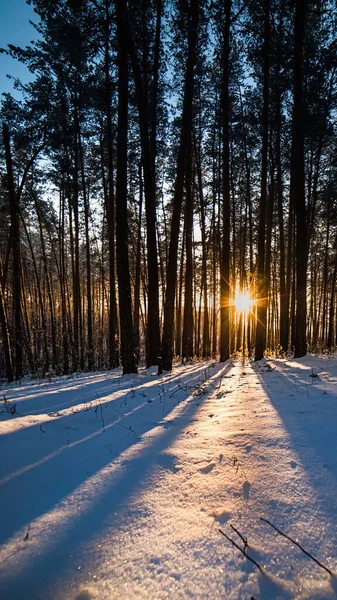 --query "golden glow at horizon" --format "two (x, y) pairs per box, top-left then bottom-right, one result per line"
(234, 289), (252, 313)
